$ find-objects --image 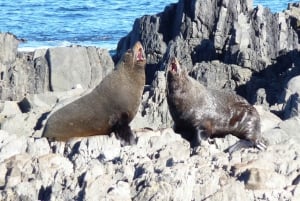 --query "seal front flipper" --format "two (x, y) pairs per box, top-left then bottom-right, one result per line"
(114, 125), (137, 146)
(192, 126), (210, 147)
(112, 112), (137, 146)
